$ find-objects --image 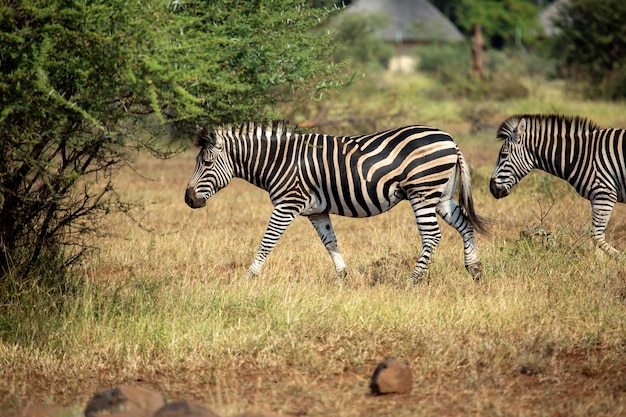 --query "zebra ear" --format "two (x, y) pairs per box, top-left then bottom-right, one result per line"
(194, 126), (209, 147)
(212, 131), (223, 150)
(513, 118), (526, 143)
(194, 126), (223, 150)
